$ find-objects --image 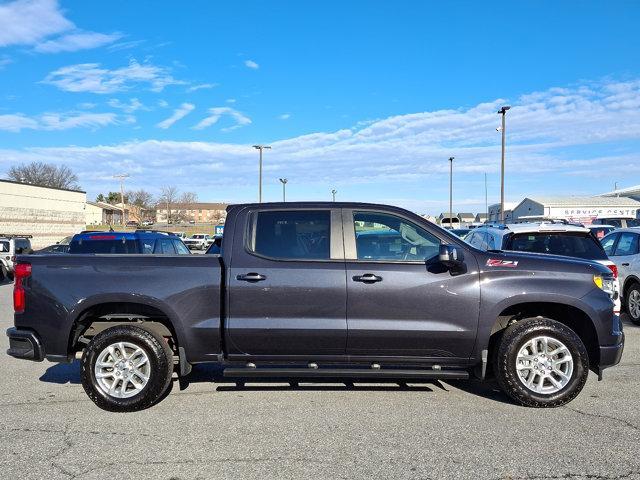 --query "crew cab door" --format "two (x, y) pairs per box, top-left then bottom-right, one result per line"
(343, 209), (480, 360)
(226, 207), (347, 358)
